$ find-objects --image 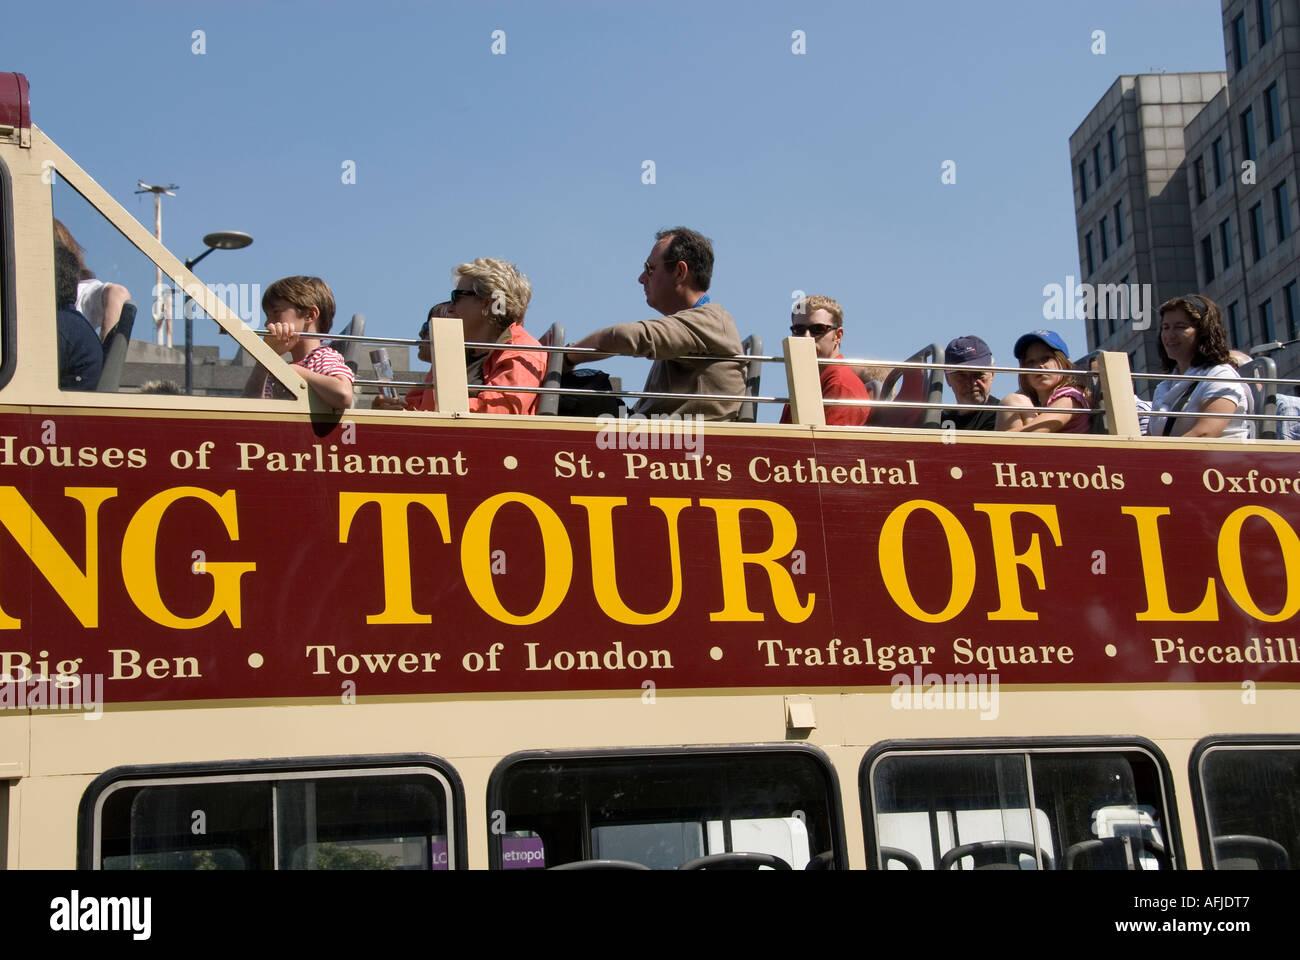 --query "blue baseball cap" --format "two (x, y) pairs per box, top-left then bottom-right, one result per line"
(1013, 329), (1070, 360)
